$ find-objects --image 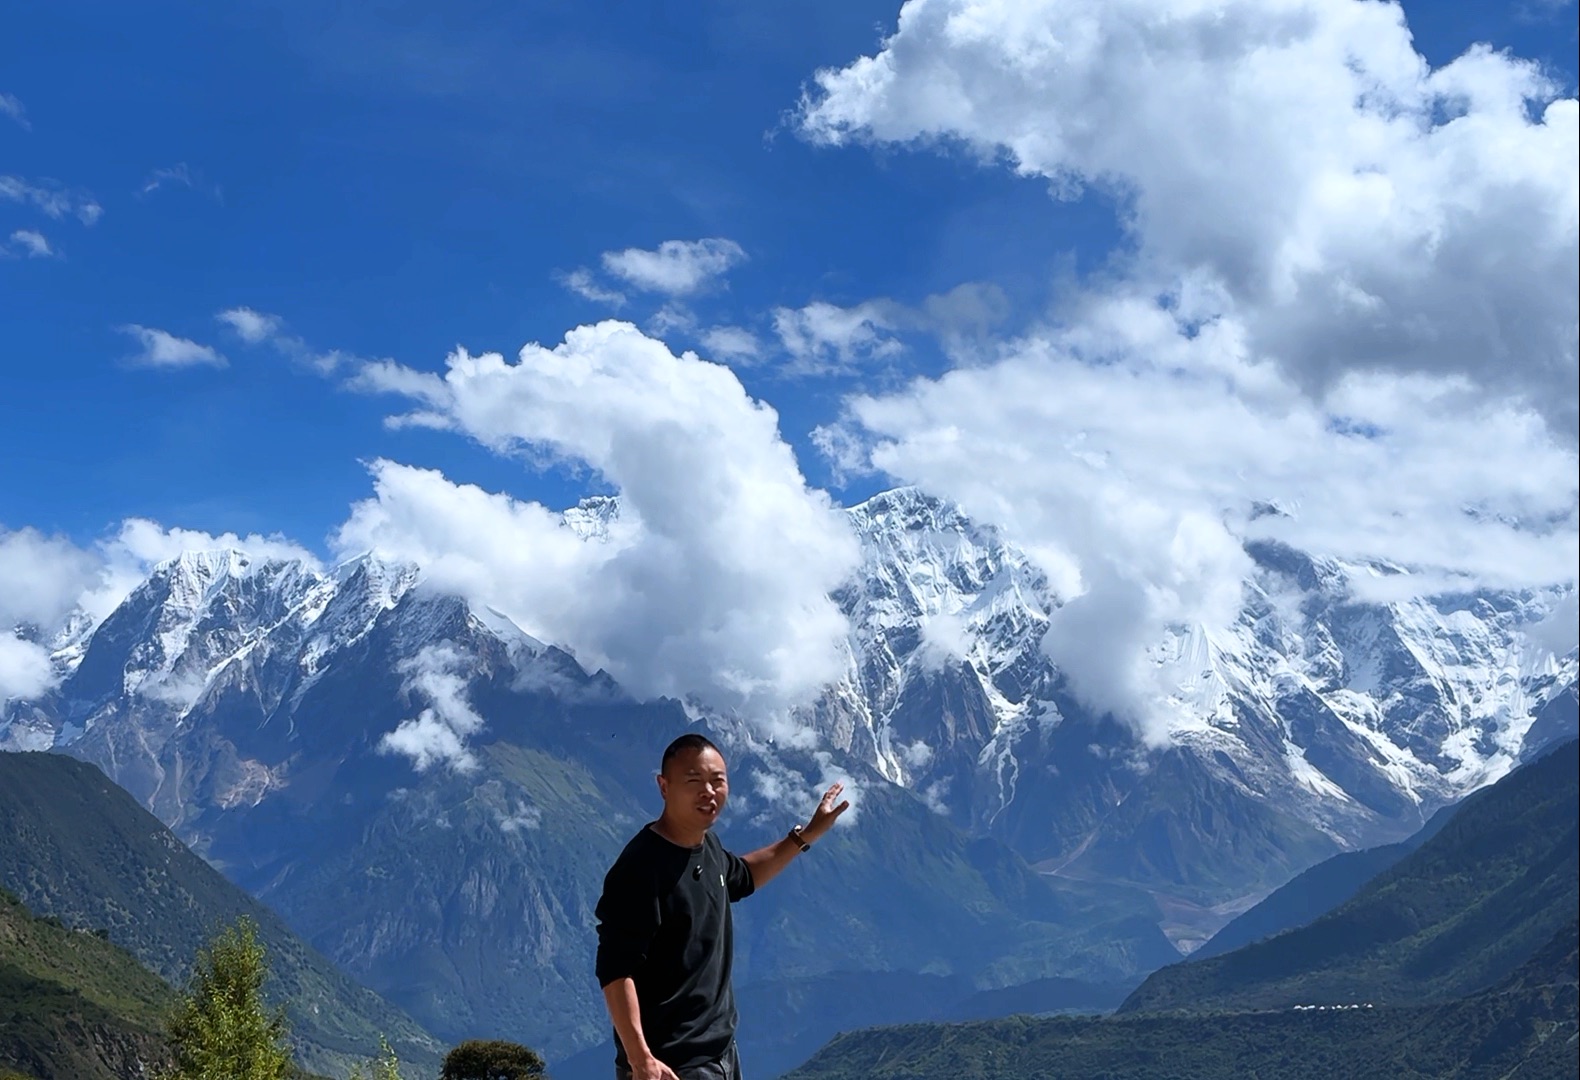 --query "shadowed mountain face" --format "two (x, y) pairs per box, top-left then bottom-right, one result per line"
(2, 491), (1573, 1062)
(1119, 740), (1579, 1015)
